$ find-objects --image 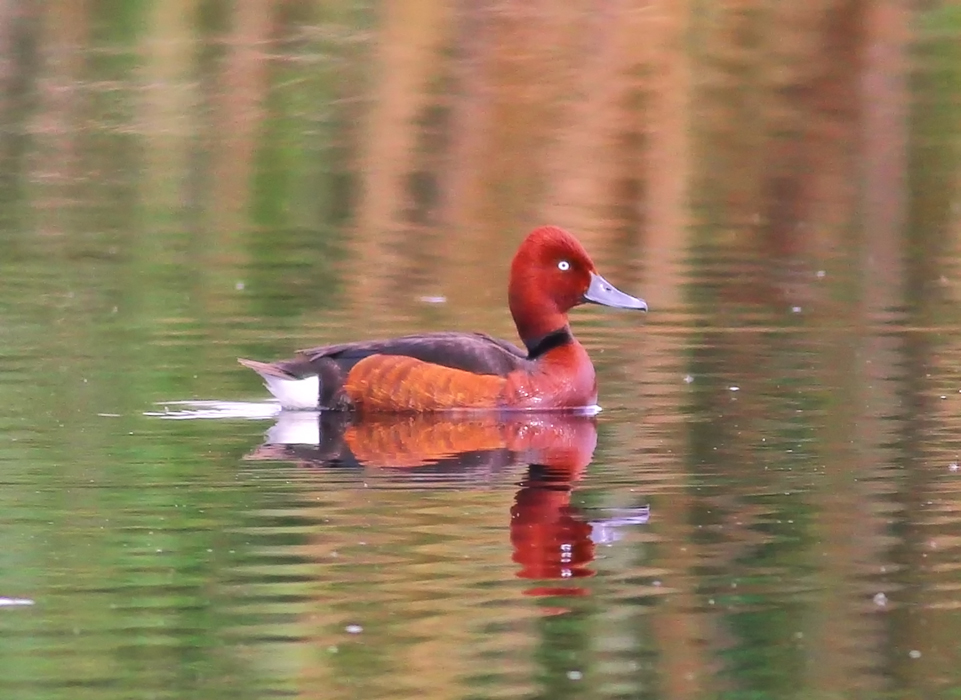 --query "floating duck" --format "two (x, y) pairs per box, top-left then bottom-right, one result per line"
(240, 226), (646, 411)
